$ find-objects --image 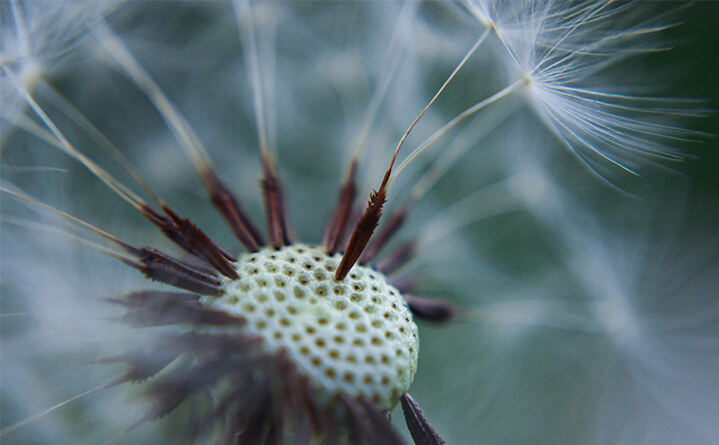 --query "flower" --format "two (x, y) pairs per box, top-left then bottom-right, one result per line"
(1, 1), (716, 444)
